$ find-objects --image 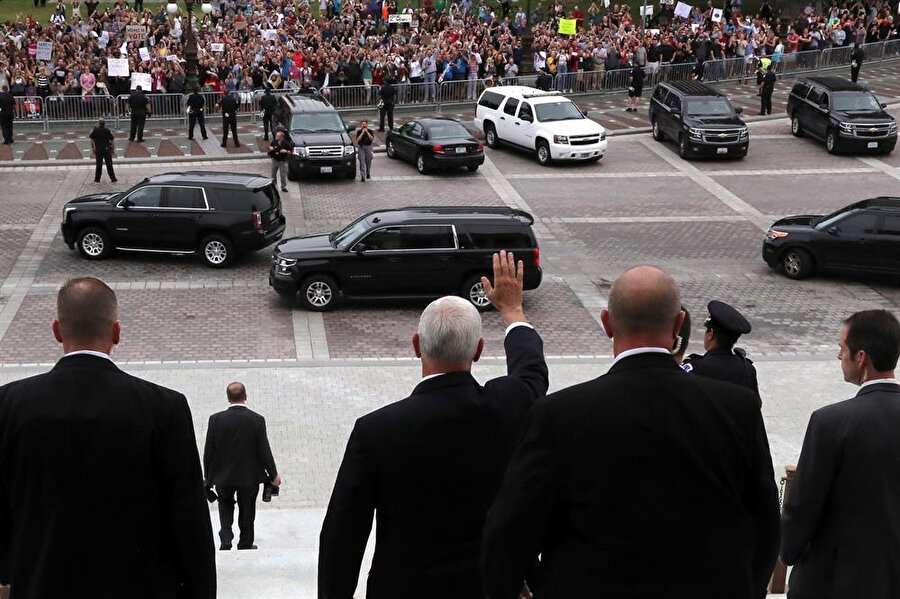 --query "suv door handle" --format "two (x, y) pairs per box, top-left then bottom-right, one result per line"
(500, 116), (506, 120)
(514, 122), (520, 126)
(387, 257), (402, 263)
